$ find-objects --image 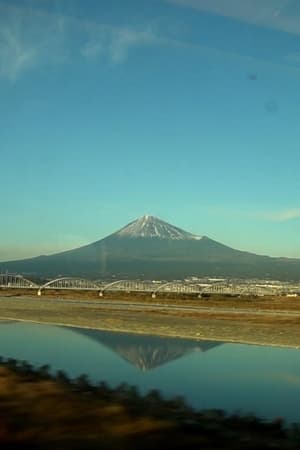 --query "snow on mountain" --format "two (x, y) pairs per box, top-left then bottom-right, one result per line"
(114, 215), (203, 240)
